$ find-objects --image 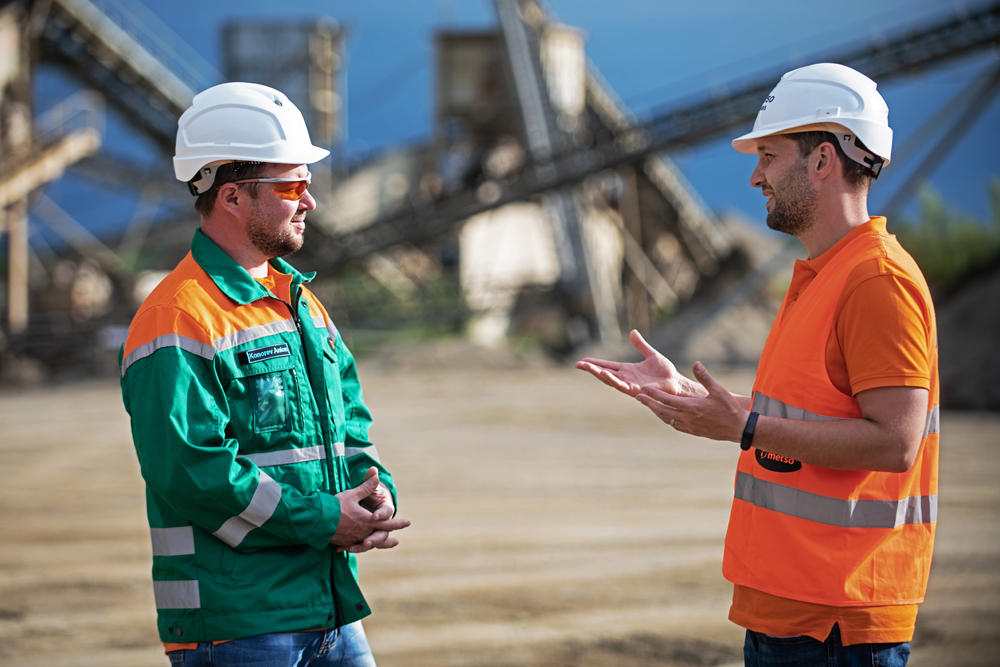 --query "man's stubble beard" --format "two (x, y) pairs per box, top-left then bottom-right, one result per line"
(246, 198), (304, 259)
(766, 157), (818, 237)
